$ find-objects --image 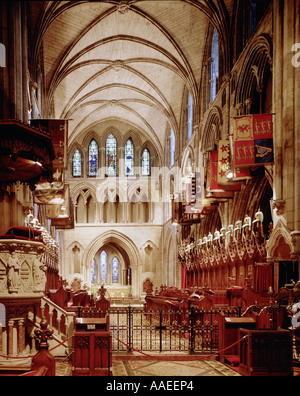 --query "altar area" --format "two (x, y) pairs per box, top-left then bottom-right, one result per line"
(93, 284), (144, 307)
